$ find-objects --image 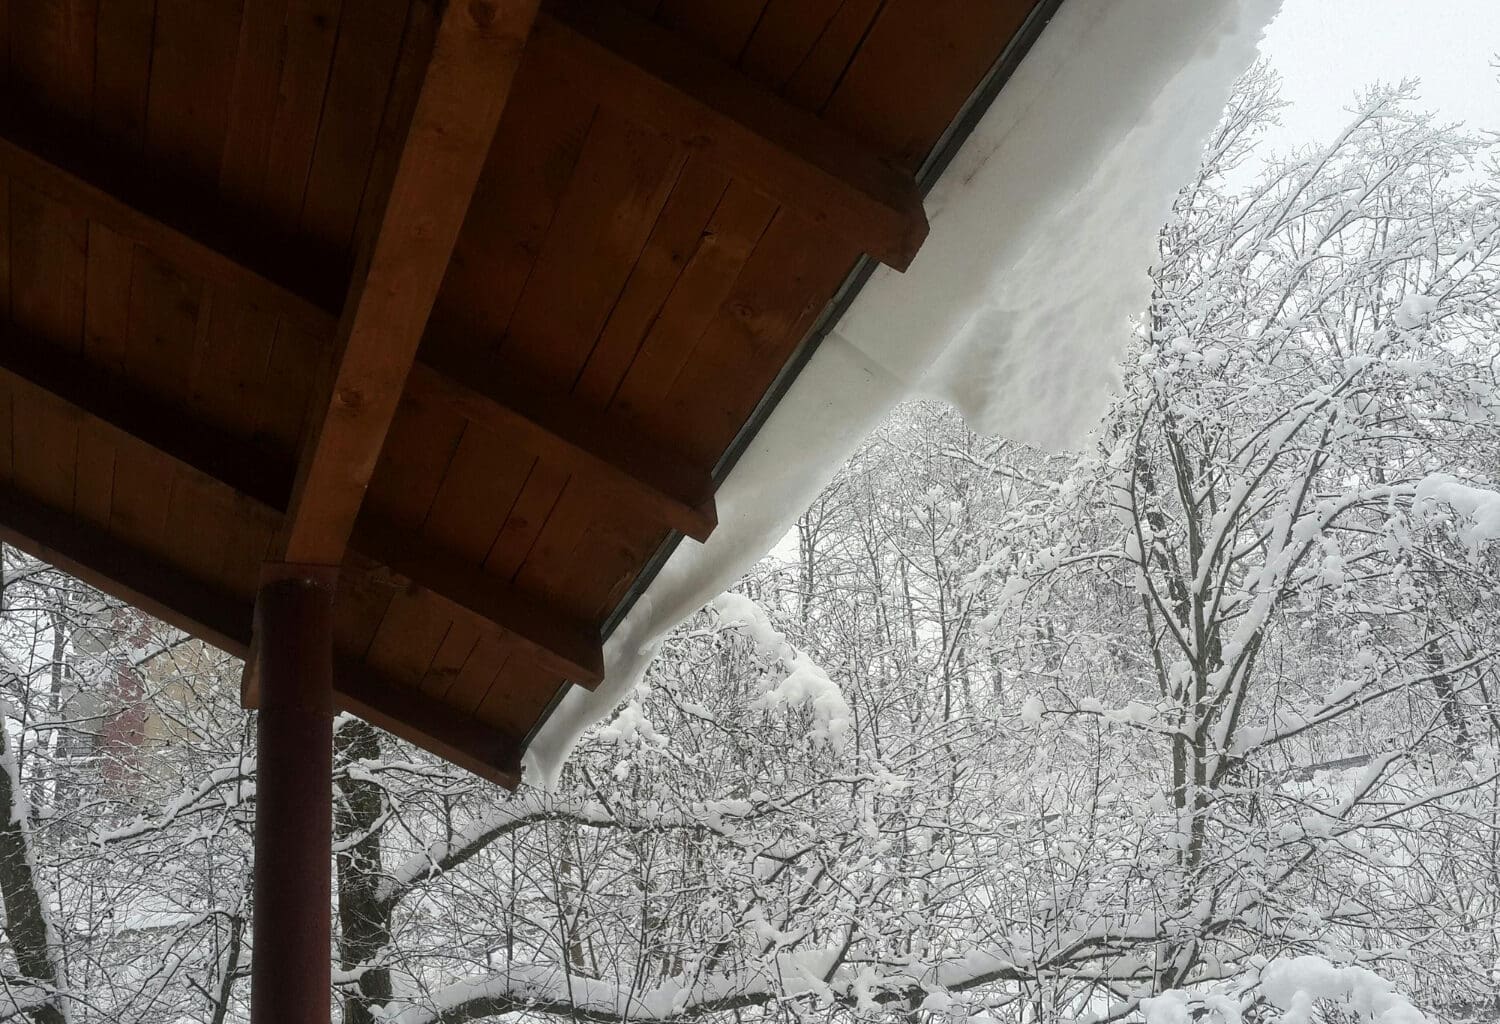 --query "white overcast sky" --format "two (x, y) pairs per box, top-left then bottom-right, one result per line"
(1258, 0), (1500, 150)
